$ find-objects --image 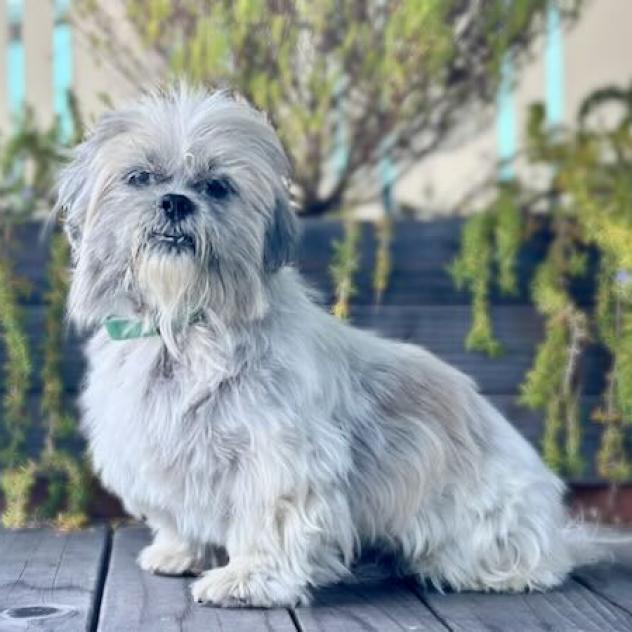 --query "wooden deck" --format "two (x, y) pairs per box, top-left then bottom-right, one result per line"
(1, 525), (631, 631)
